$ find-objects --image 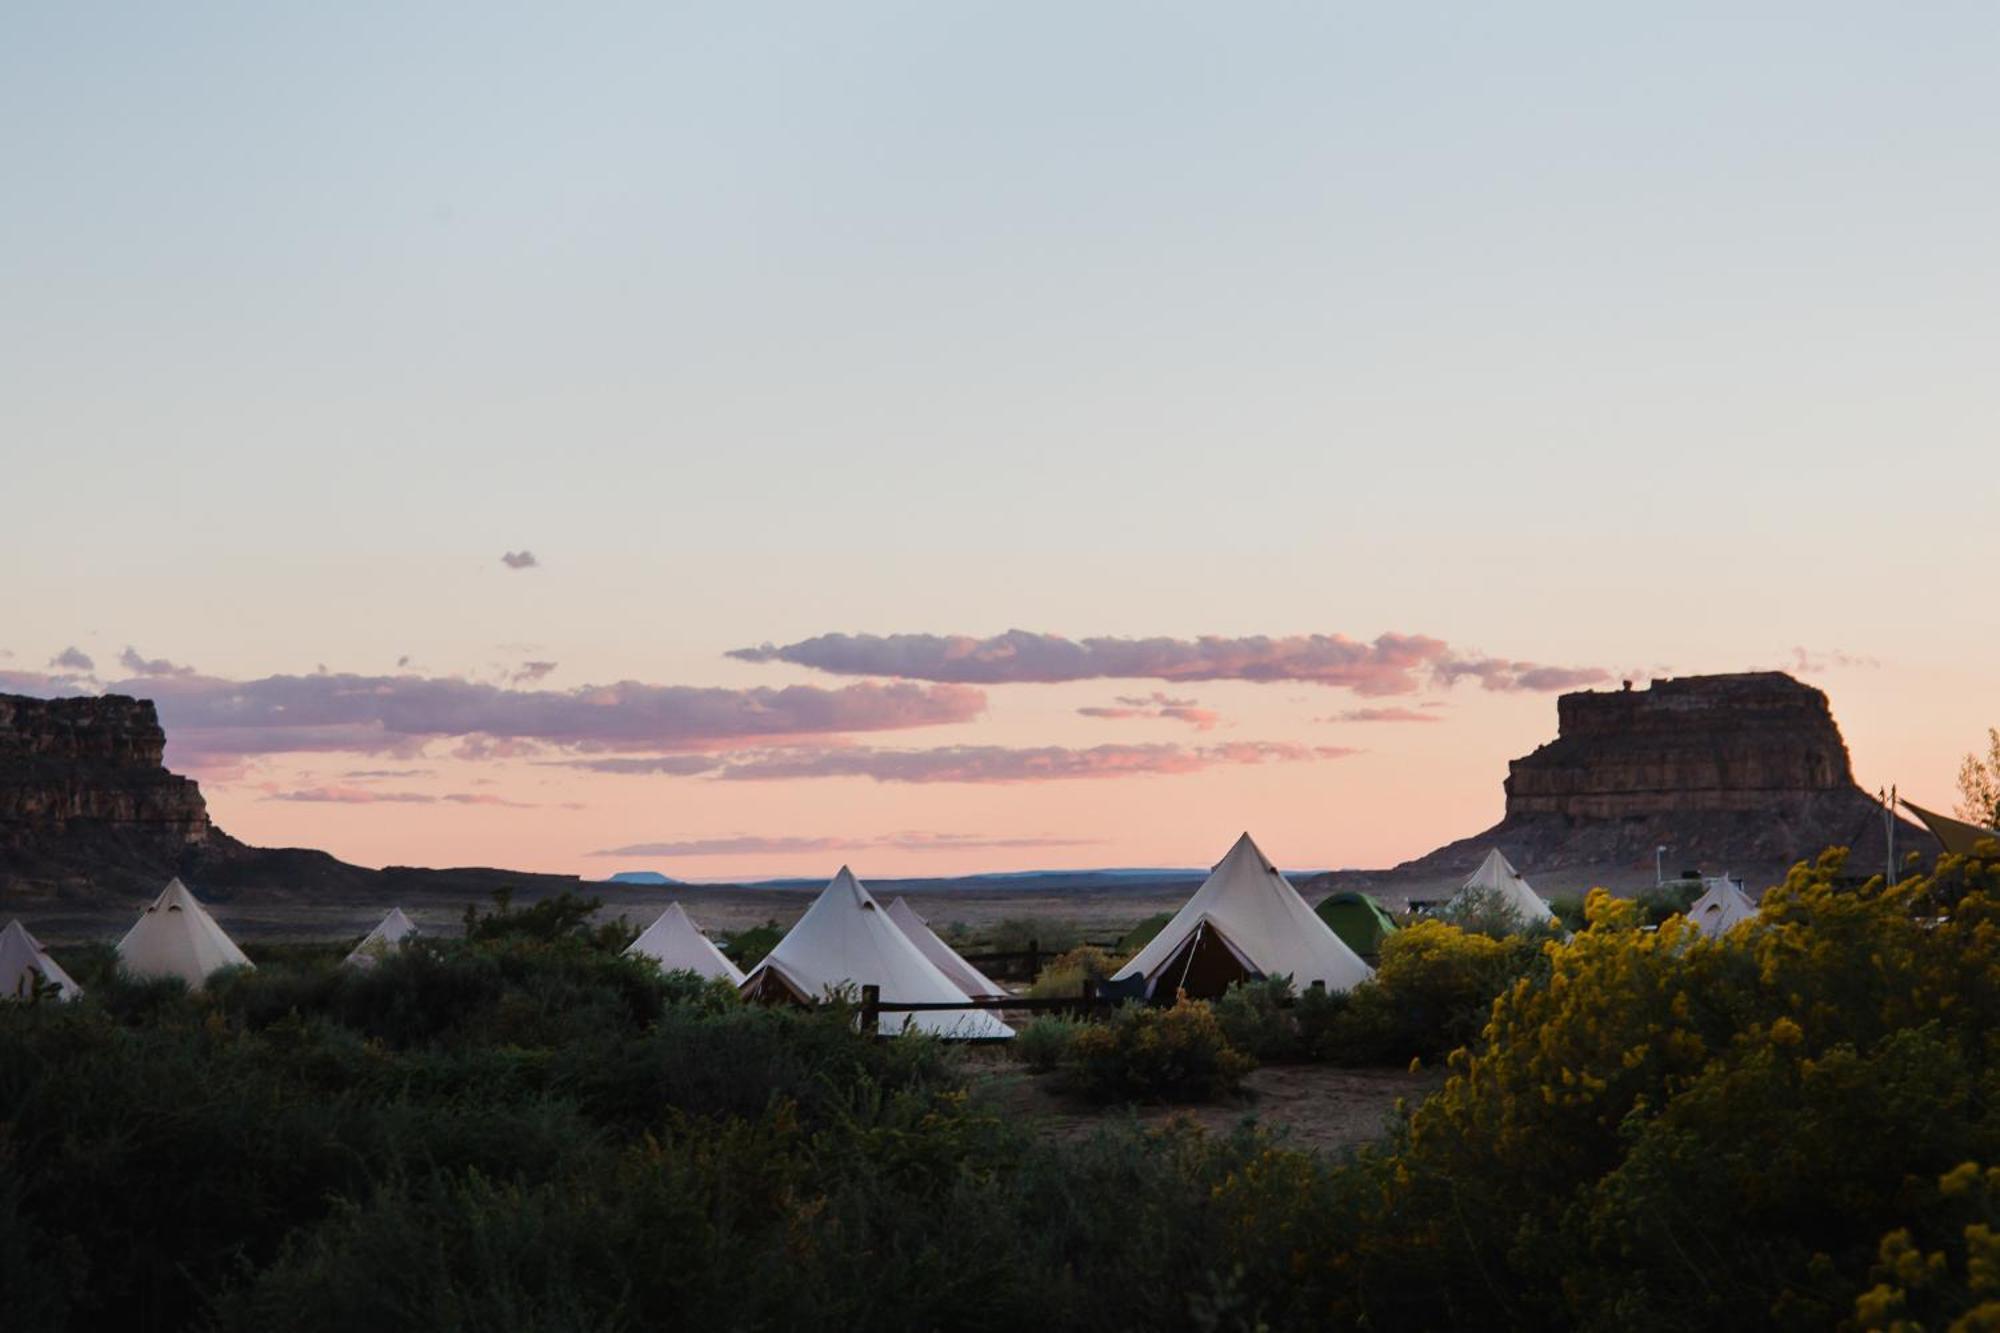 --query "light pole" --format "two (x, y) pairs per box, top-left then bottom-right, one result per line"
(1655, 846), (1667, 886)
